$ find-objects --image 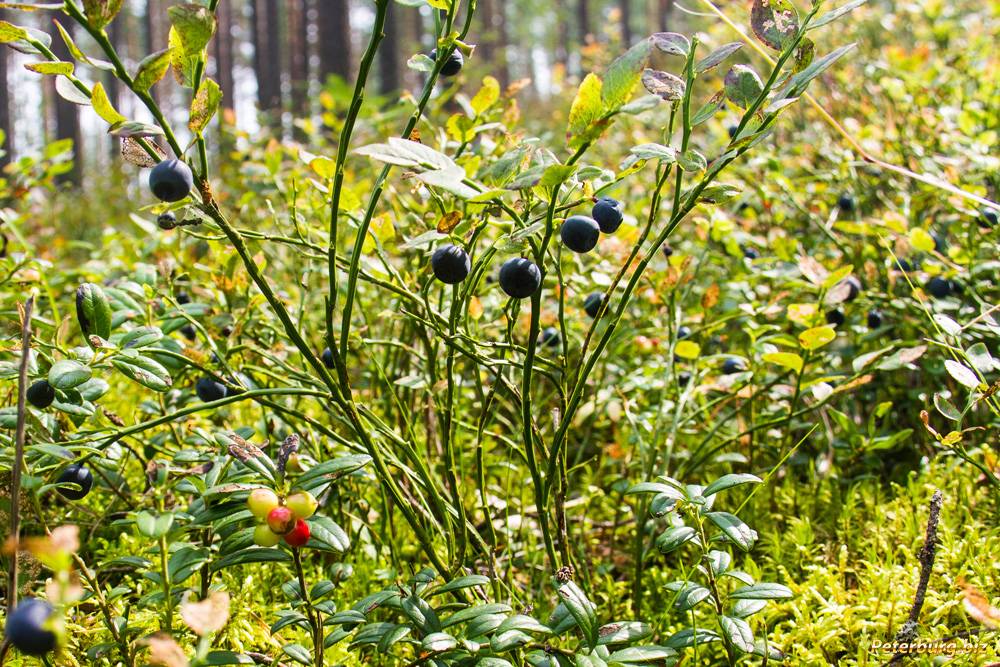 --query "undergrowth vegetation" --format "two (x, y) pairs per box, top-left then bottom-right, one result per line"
(1, 0), (998, 665)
